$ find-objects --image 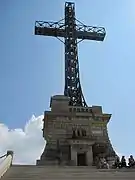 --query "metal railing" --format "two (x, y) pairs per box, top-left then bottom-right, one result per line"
(0, 151), (13, 179)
